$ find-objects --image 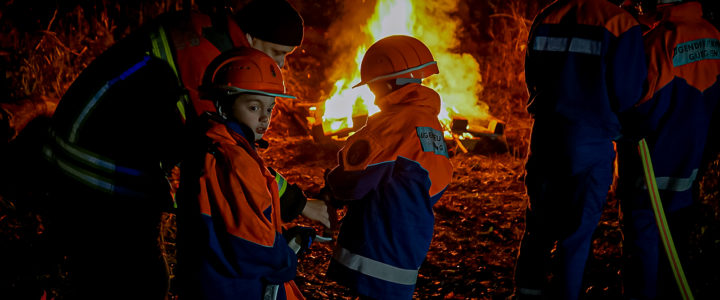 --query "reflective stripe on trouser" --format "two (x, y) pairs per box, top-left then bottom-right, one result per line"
(636, 169), (698, 192)
(263, 284), (279, 300)
(333, 247), (419, 285)
(328, 247), (418, 299)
